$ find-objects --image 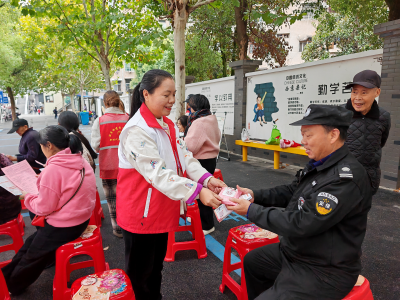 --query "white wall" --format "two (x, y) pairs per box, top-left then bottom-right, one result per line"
(246, 49), (383, 143)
